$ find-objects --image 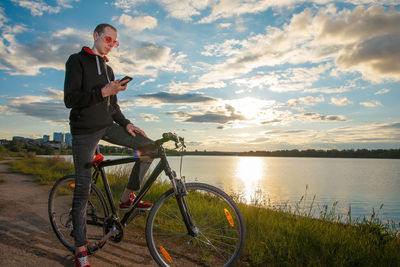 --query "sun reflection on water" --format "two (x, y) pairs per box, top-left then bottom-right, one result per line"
(235, 157), (266, 204)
